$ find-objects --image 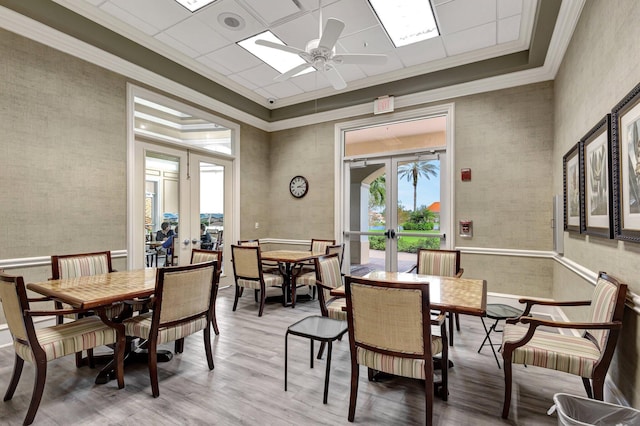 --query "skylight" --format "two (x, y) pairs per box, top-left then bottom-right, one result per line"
(174, 0), (217, 13)
(238, 31), (312, 77)
(368, 0), (440, 47)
